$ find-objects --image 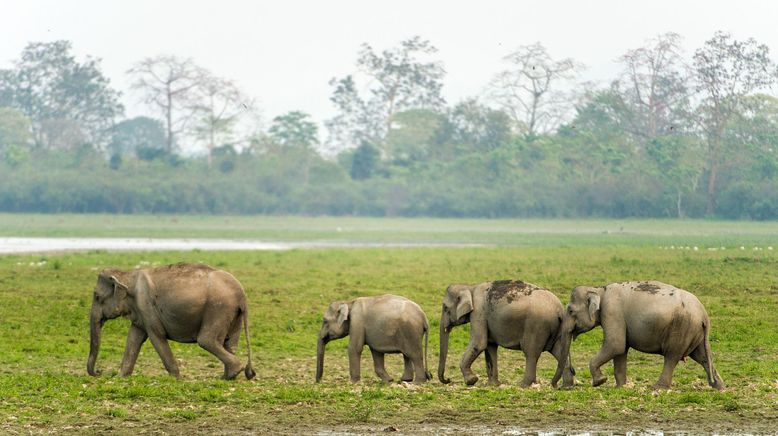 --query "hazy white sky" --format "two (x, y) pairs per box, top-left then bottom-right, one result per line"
(2, 0), (778, 128)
